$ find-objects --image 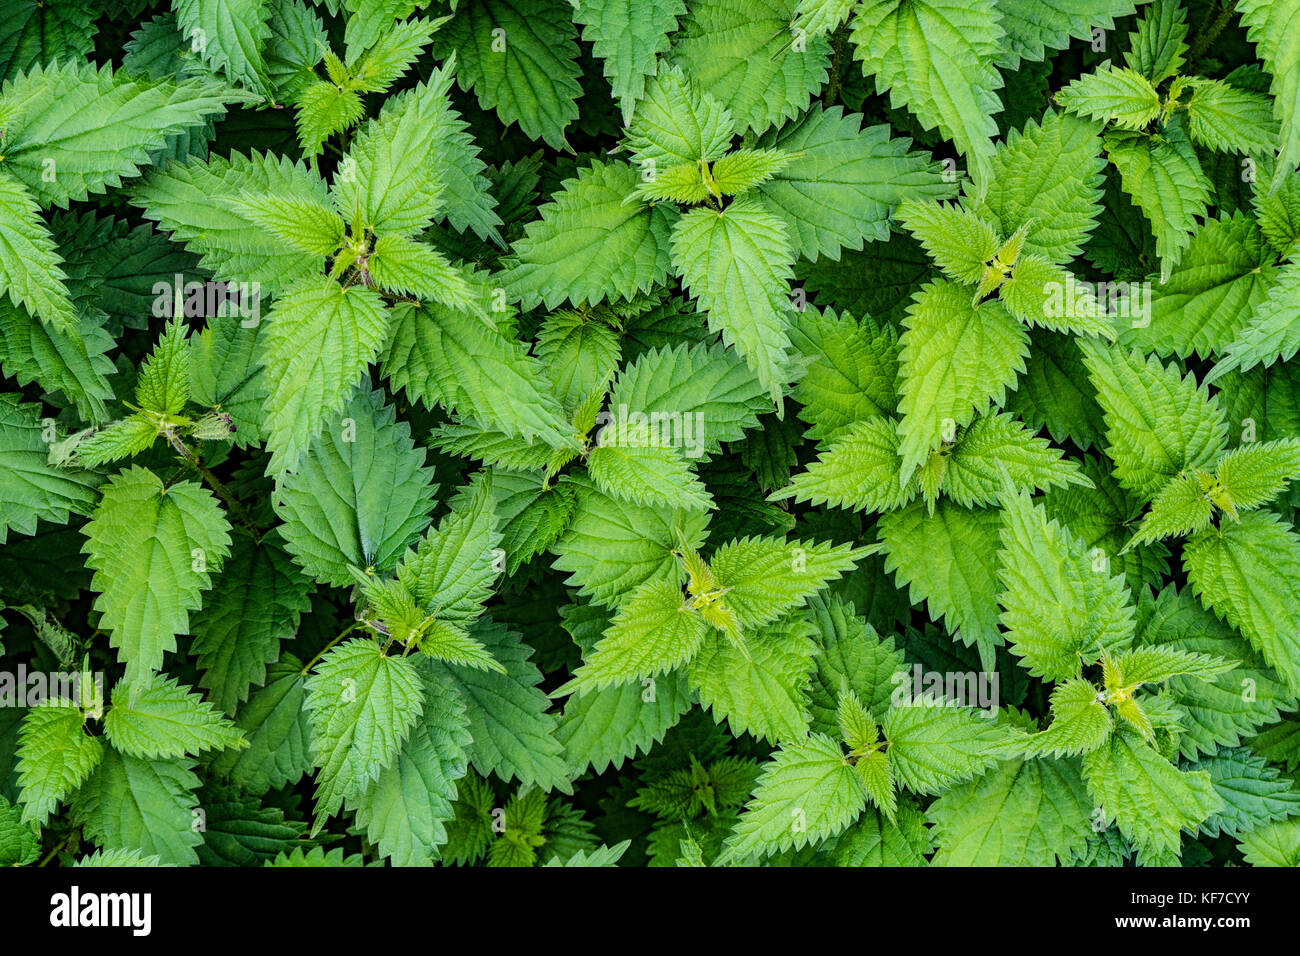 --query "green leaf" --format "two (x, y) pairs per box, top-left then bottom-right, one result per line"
(550, 474), (709, 609)
(722, 733), (865, 861)
(708, 148), (795, 197)
(135, 317), (191, 417)
(673, 0), (831, 136)
(1104, 121), (1211, 280)
(1007, 330), (1106, 451)
(896, 198), (1001, 284)
(1080, 340), (1227, 501)
(16, 702), (103, 826)
(1184, 510), (1300, 696)
(1238, 818), (1300, 867)
(1236, 0), (1300, 188)
(303, 637), (425, 825)
(1124, 213), (1275, 358)
(1137, 585), (1297, 760)
(999, 256), (1116, 339)
(294, 81), (365, 159)
(1021, 678), (1113, 757)
(367, 235), (469, 307)
(193, 788), (313, 867)
(263, 846), (365, 867)
(264, 0), (326, 100)
(190, 530), (313, 715)
(688, 613), (818, 743)
(1128, 472), (1215, 547)
(273, 388), (436, 587)
(837, 687), (879, 754)
(430, 621), (571, 793)
(351, 662), (472, 866)
(849, 0), (1004, 189)
(0, 2), (98, 84)
(432, 0), (582, 149)
(806, 595), (907, 733)
(756, 104), (955, 261)
(398, 303), (576, 450)
(103, 675), (246, 758)
(233, 193), (345, 257)
(1212, 258), (1300, 379)
(70, 847), (166, 867)
(895, 280), (1029, 477)
(574, 0), (686, 124)
(0, 172), (78, 335)
(71, 748), (204, 866)
(0, 796), (38, 866)
(209, 656), (313, 794)
(1190, 748), (1300, 838)
(587, 431), (712, 512)
(670, 196), (795, 404)
(625, 65), (735, 168)
(992, 0), (1137, 70)
(393, 483), (501, 627)
(0, 60), (244, 207)
(788, 306), (899, 441)
(1057, 64), (1162, 130)
(331, 65), (459, 237)
(189, 313), (267, 447)
(928, 754), (1093, 864)
(943, 412), (1092, 507)
(880, 500), (1004, 671)
(1123, 0), (1186, 84)
(76, 416), (161, 469)
(608, 341), (770, 454)
(555, 603), (693, 775)
(792, 0), (856, 36)
(532, 310), (623, 414)
(0, 393), (100, 543)
(346, 15), (439, 93)
(882, 699), (1007, 795)
(708, 535), (867, 630)
(976, 109), (1106, 264)
(833, 803), (933, 865)
(132, 150), (328, 295)
(771, 416), (912, 513)
(175, 0), (272, 93)
(82, 466), (232, 689)
(503, 161), (675, 310)
(997, 487), (1136, 681)
(542, 841), (631, 867)
(563, 581), (706, 693)
(1185, 79), (1279, 156)
(1081, 727), (1223, 858)
(1216, 438), (1300, 511)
